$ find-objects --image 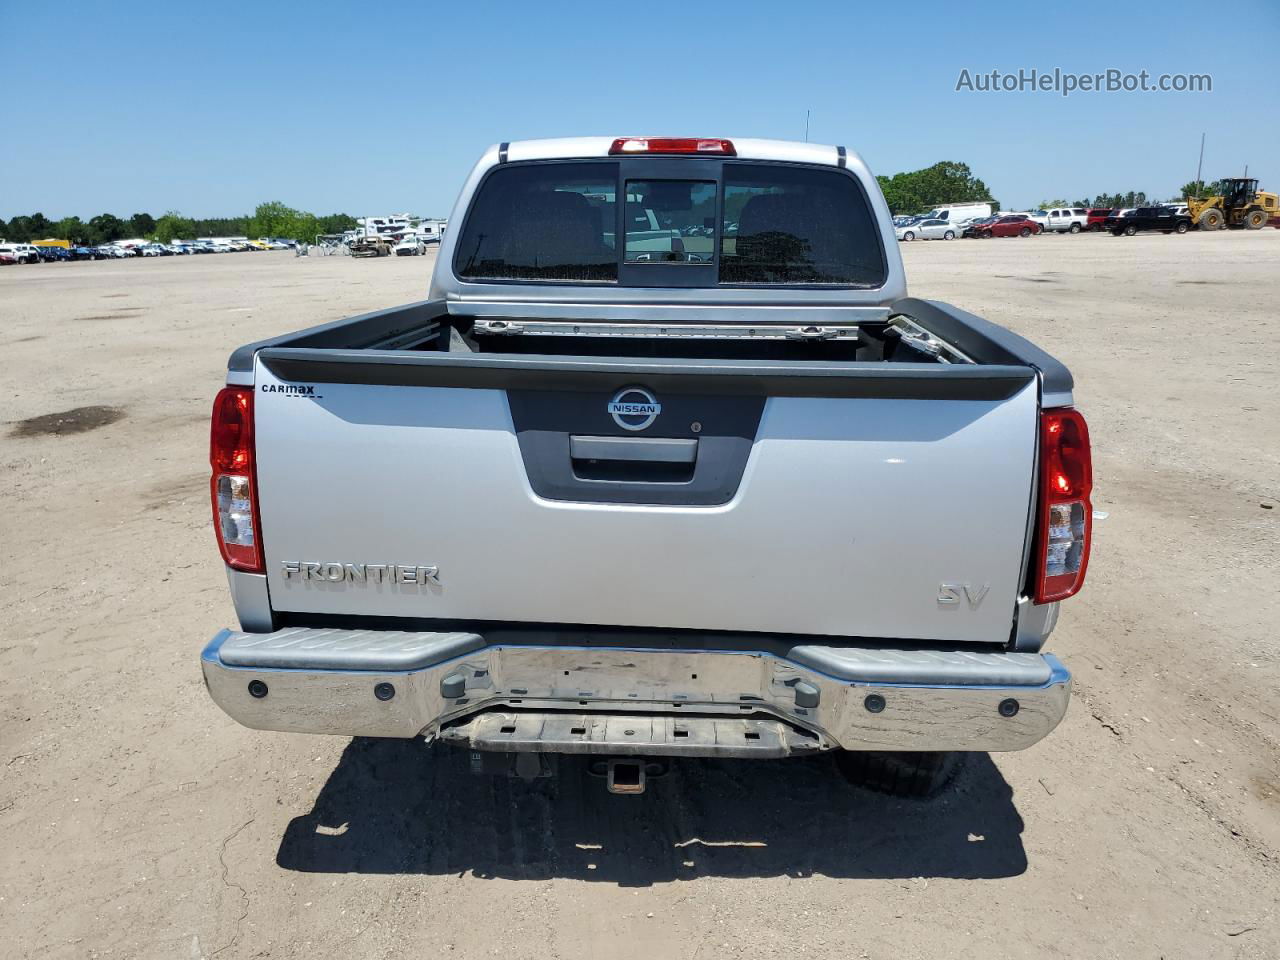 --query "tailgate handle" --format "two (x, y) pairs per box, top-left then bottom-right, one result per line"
(569, 436), (697, 464)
